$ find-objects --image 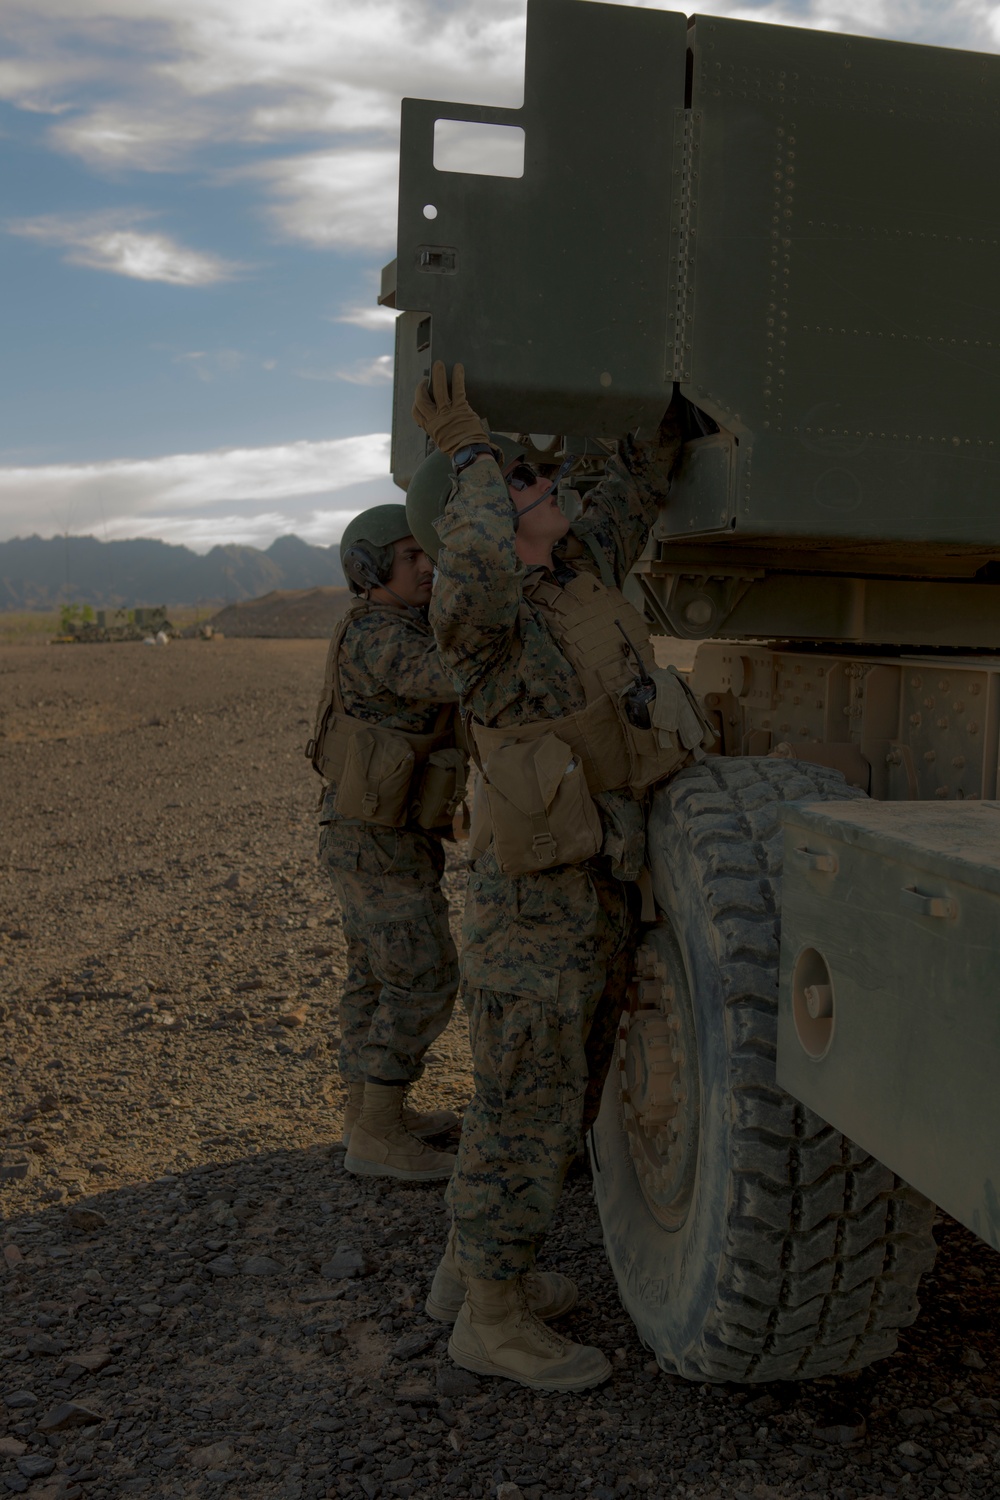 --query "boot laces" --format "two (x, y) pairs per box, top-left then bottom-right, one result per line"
(513, 1281), (565, 1352)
